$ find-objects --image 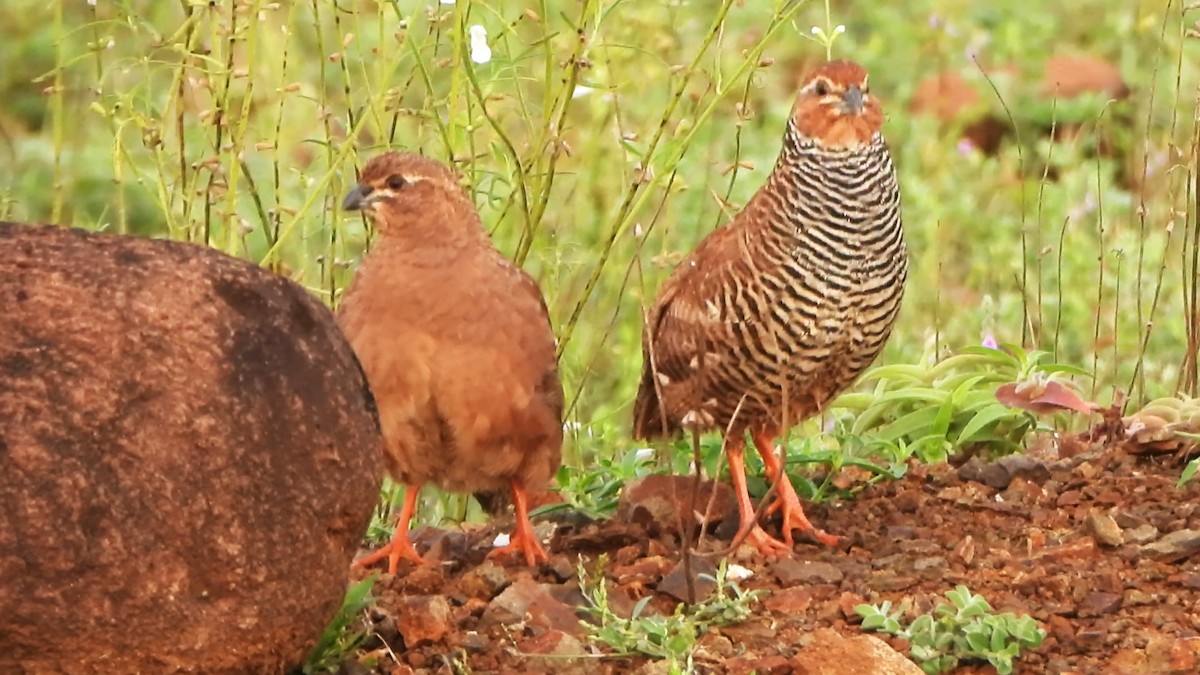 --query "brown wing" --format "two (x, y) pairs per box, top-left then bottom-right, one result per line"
(632, 220), (749, 438)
